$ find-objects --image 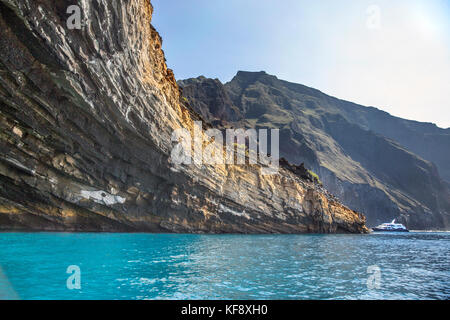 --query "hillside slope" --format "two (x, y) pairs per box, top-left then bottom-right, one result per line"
(179, 72), (450, 229)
